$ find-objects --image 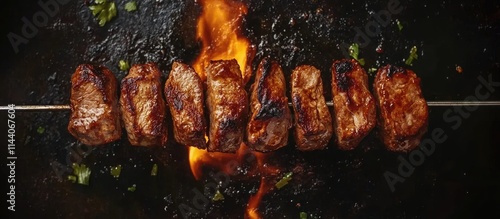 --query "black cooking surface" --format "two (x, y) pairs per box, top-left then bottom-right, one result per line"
(1, 0), (500, 218)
